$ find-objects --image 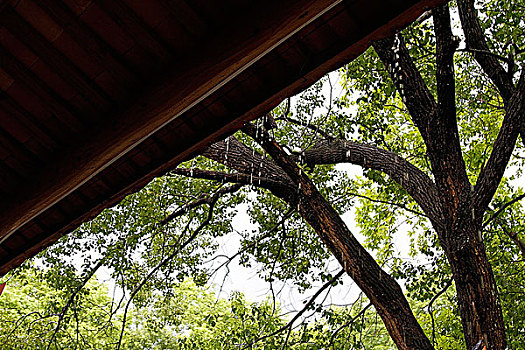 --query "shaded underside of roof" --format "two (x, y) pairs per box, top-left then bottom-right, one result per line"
(0, 0), (446, 275)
